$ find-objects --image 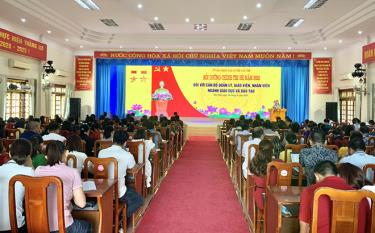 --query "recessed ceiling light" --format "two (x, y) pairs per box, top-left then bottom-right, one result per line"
(338, 39), (343, 43)
(79, 45), (84, 48)
(253, 46), (257, 49)
(154, 45), (158, 49)
(256, 3), (262, 8)
(185, 18), (190, 23)
(119, 45), (123, 49)
(20, 18), (26, 23)
(153, 16), (159, 21)
(222, 46), (226, 50)
(324, 46), (328, 50)
(65, 38), (70, 42)
(358, 30), (363, 35)
(189, 46), (192, 50)
(288, 47), (292, 50)
(46, 30), (52, 34)
(210, 17), (215, 22)
(137, 3), (143, 9)
(243, 15), (248, 20)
